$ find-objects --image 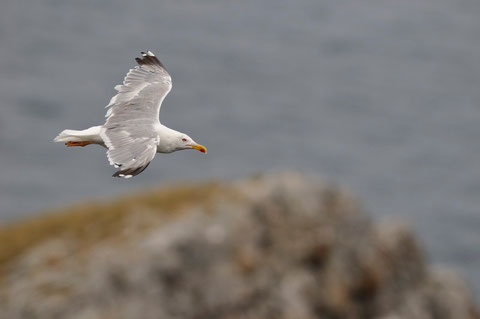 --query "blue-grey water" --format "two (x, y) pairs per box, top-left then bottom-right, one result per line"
(1, 0), (480, 294)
